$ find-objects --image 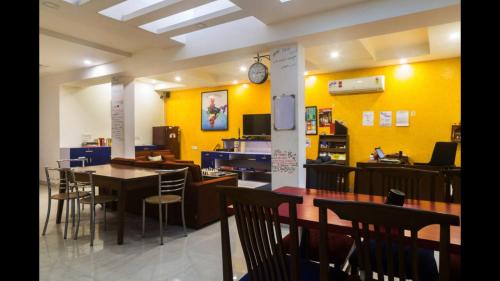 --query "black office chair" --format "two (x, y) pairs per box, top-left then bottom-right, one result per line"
(414, 142), (458, 167)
